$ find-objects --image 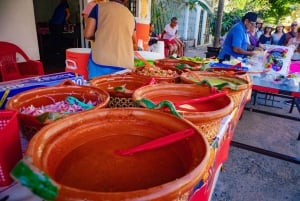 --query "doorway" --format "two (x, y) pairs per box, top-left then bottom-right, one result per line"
(32, 0), (82, 74)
